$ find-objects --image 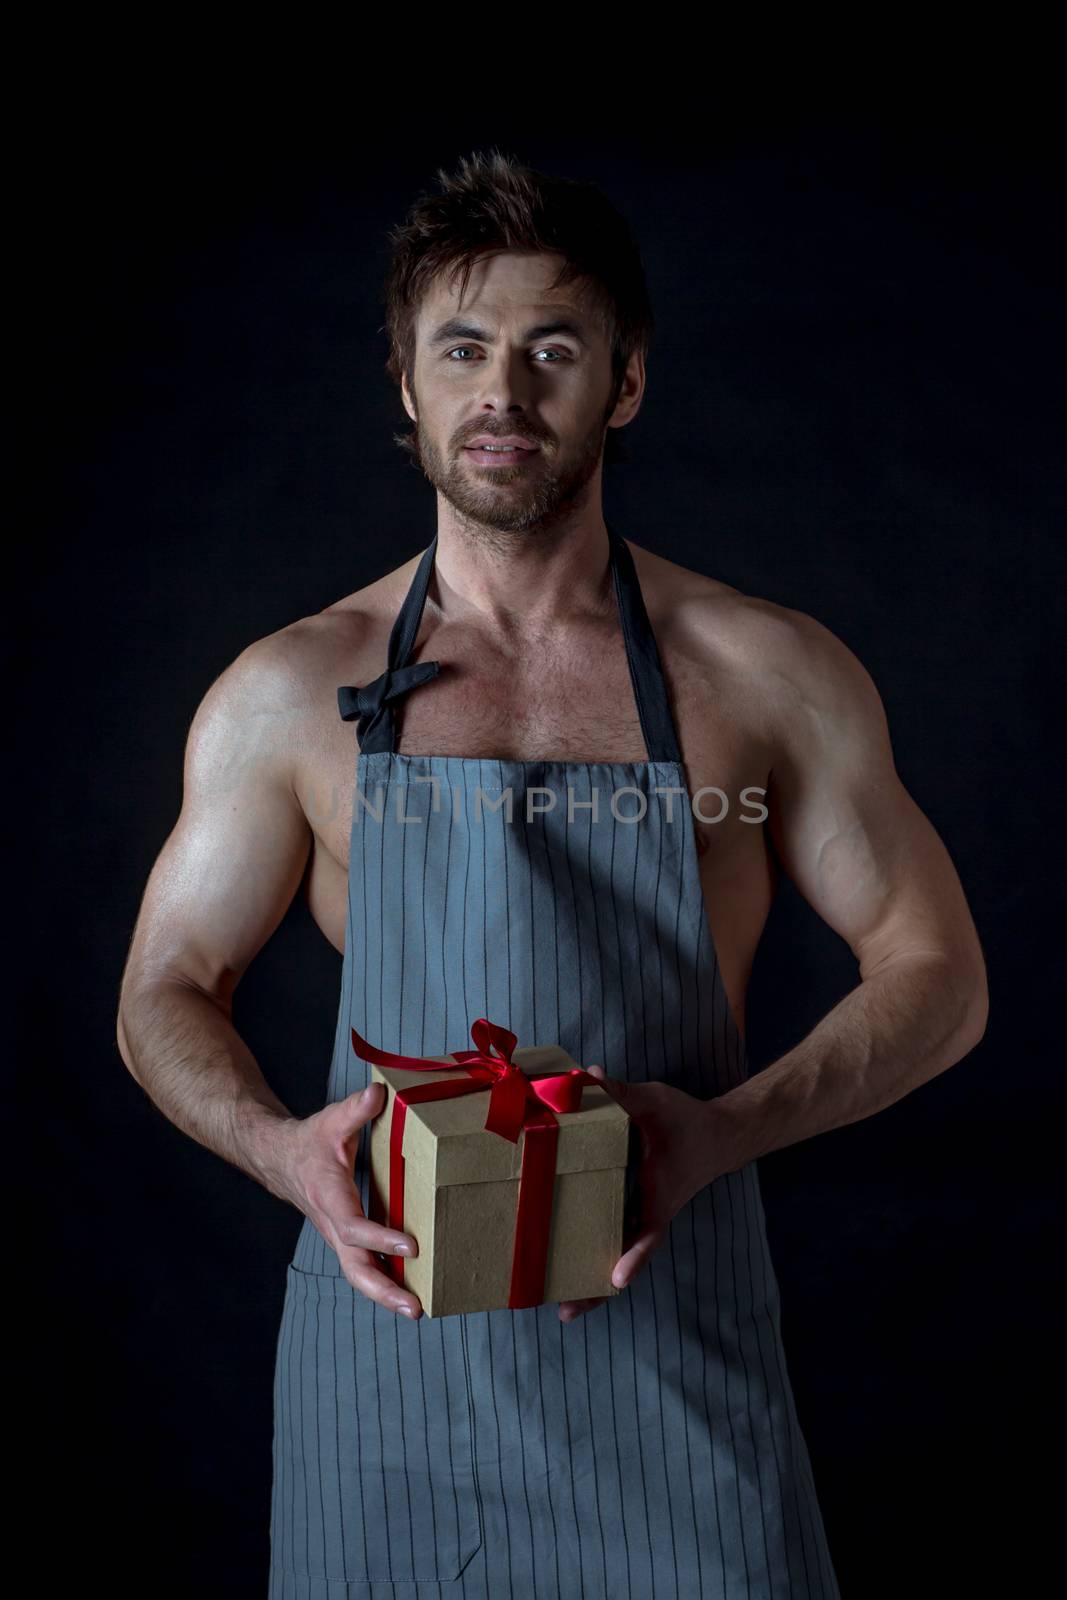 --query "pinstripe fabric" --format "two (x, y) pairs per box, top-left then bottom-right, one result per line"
(268, 535), (841, 1599)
